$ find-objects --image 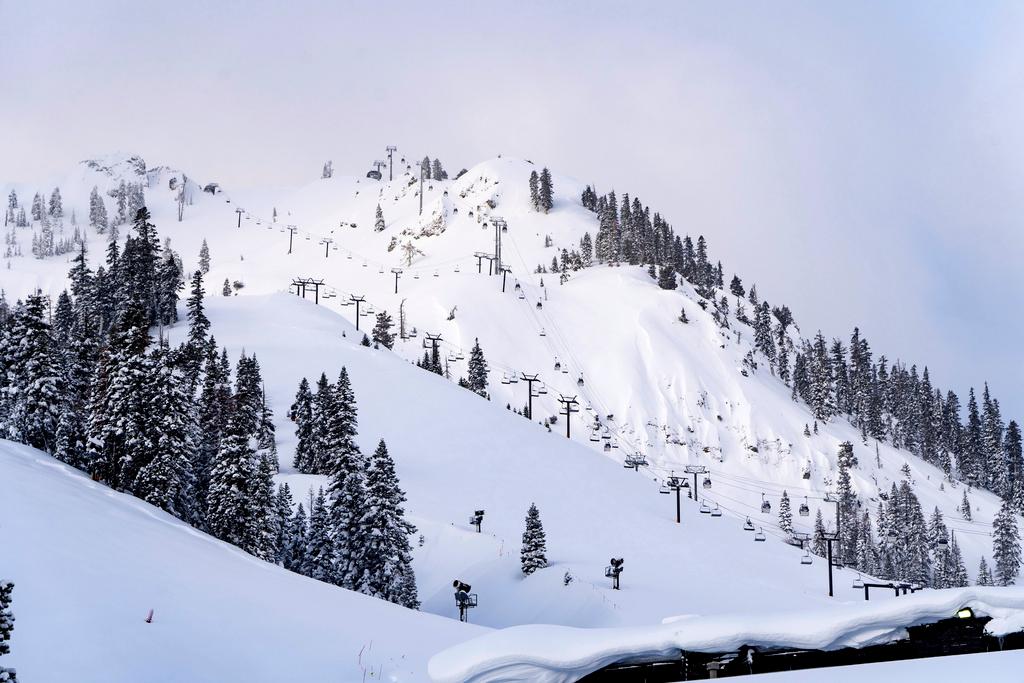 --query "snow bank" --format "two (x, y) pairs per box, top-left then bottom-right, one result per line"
(427, 587), (1024, 683)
